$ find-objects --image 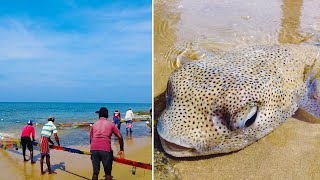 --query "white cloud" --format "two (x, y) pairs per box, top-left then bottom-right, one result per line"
(0, 19), (51, 60)
(0, 4), (151, 92)
(0, 3), (152, 60)
(0, 2), (151, 102)
(83, 6), (151, 19)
